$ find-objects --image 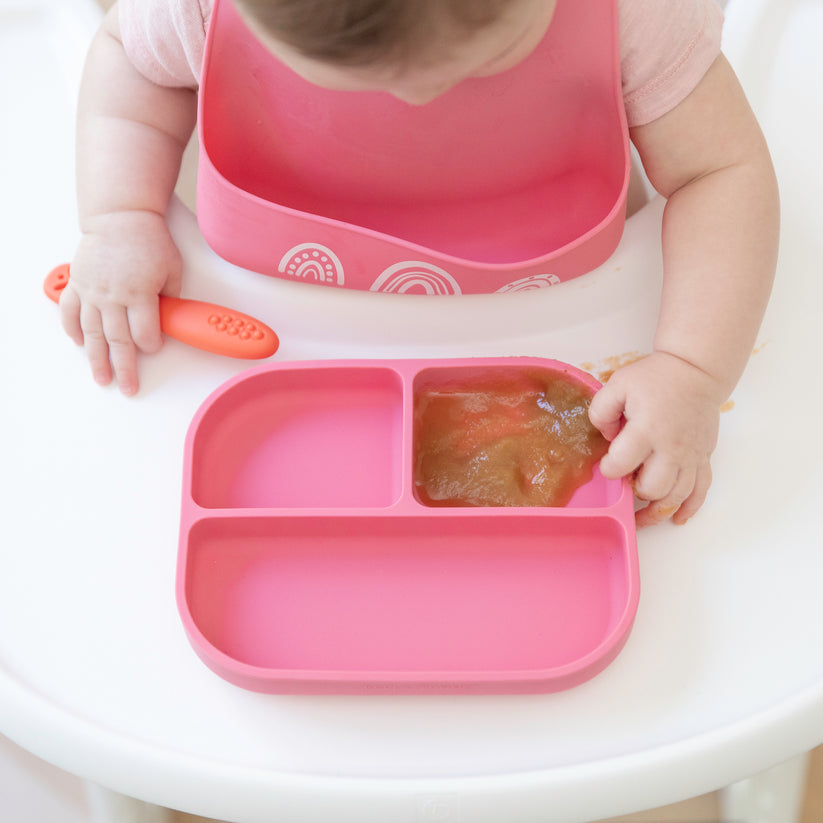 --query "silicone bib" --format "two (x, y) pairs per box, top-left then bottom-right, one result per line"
(197, 0), (630, 294)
